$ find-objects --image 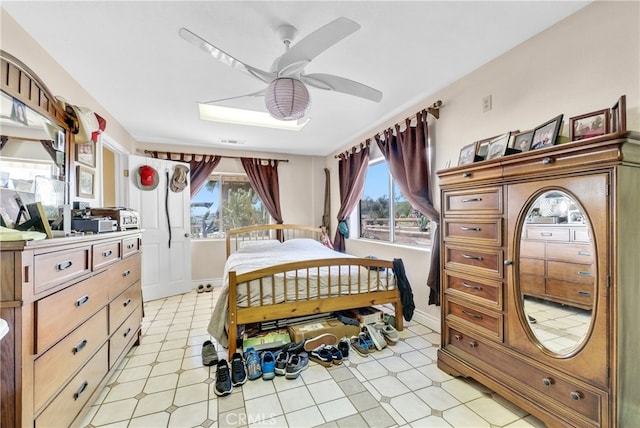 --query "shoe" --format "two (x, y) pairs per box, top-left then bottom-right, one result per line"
(230, 352), (247, 386)
(303, 333), (337, 352)
(309, 346), (333, 367)
(281, 340), (305, 354)
(202, 340), (218, 366)
(285, 351), (309, 379)
(274, 351), (289, 376)
(338, 338), (350, 358)
(324, 345), (343, 365)
(383, 313), (396, 327)
(196, 284), (205, 293)
(205, 283), (213, 292)
(350, 335), (370, 357)
(375, 323), (400, 345)
(261, 351), (276, 380)
(214, 360), (233, 396)
(244, 347), (262, 380)
(361, 332), (376, 353)
(362, 324), (386, 351)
